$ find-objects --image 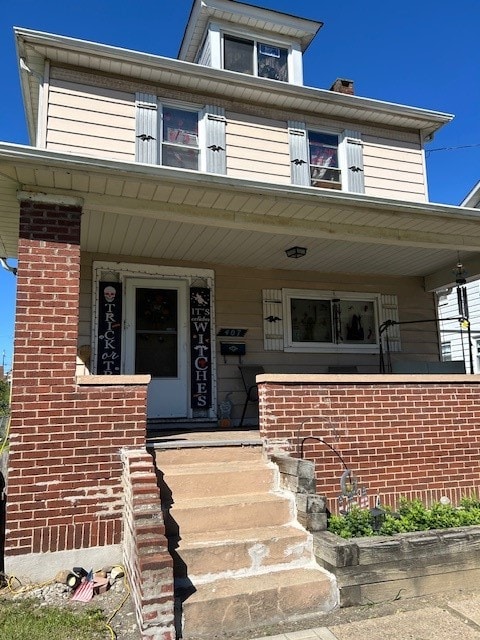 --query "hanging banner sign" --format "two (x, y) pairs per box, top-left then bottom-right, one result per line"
(190, 287), (212, 409)
(96, 282), (122, 375)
